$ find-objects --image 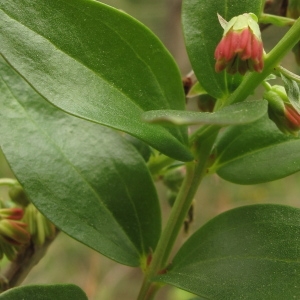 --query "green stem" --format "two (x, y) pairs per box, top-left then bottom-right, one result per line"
(226, 17), (300, 106)
(259, 13), (295, 27)
(0, 178), (18, 187)
(138, 16), (300, 300)
(261, 80), (272, 91)
(137, 126), (219, 300)
(275, 65), (300, 84)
